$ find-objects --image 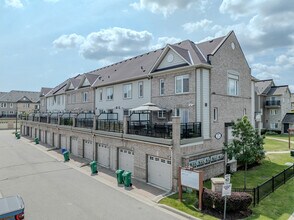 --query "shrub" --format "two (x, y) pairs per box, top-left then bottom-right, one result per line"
(202, 188), (252, 212)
